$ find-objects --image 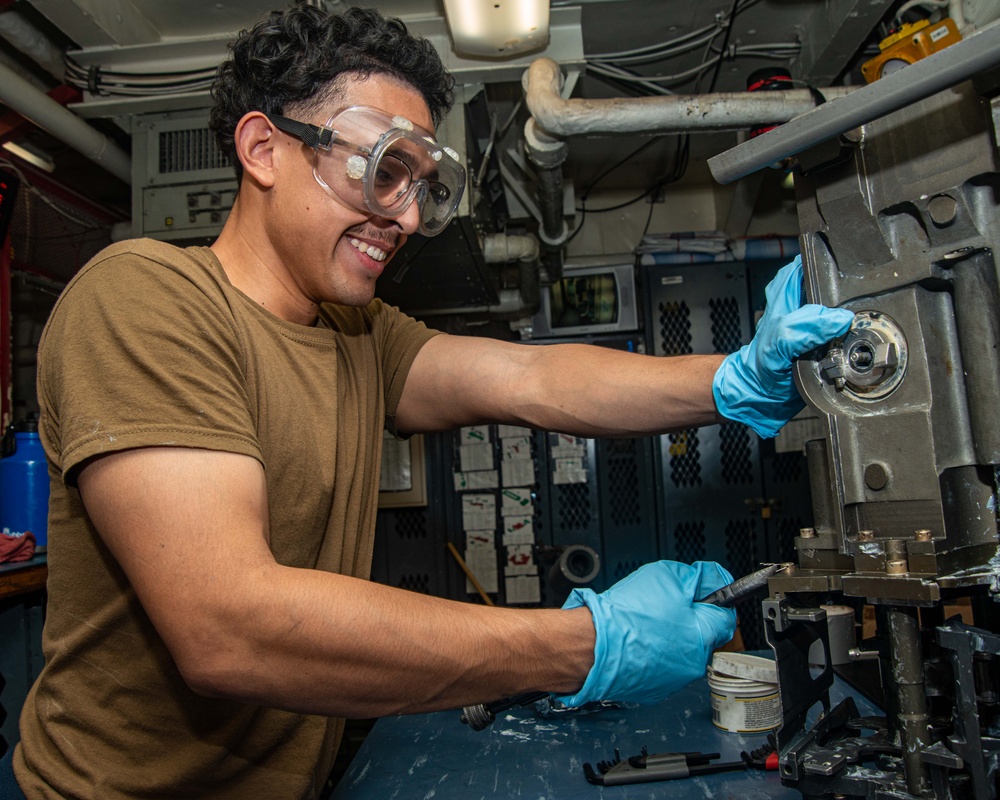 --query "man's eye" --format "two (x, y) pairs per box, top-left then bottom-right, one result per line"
(428, 182), (450, 204)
